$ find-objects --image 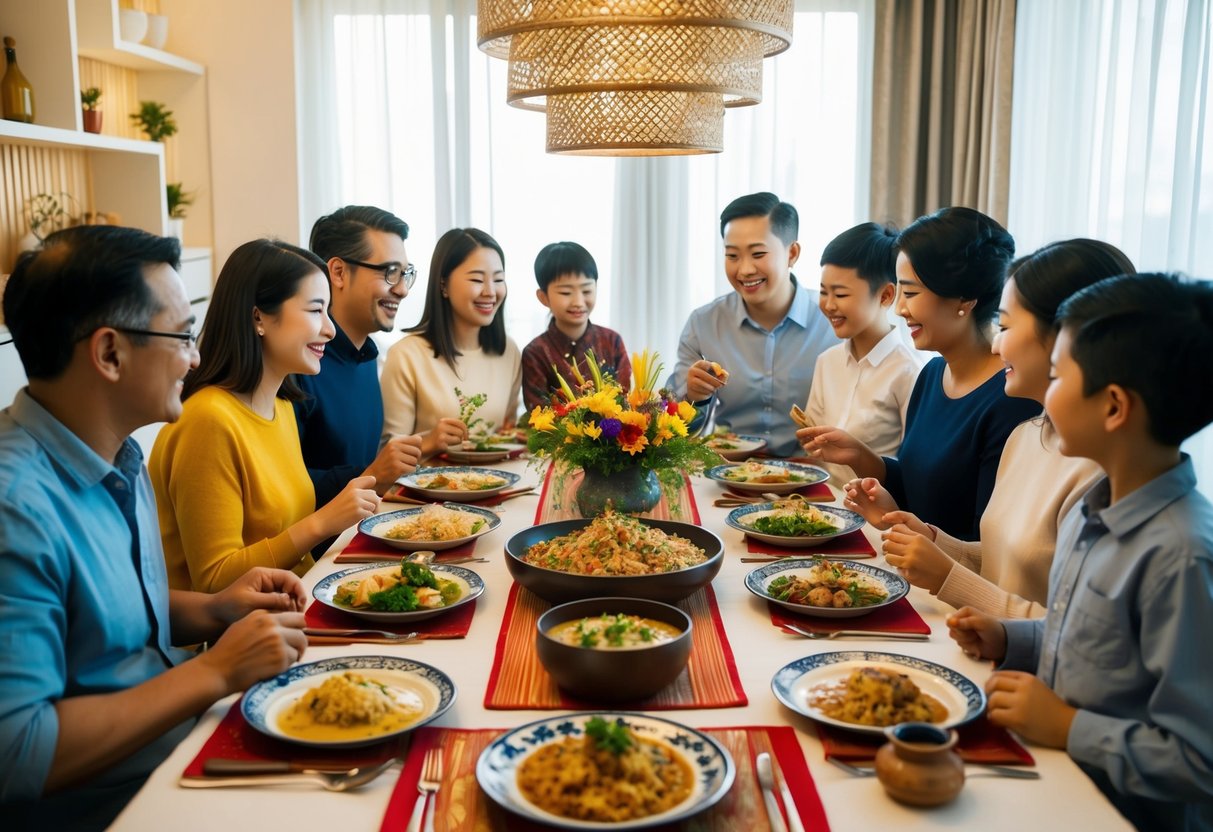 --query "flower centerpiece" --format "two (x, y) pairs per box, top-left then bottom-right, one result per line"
(526, 350), (722, 516)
